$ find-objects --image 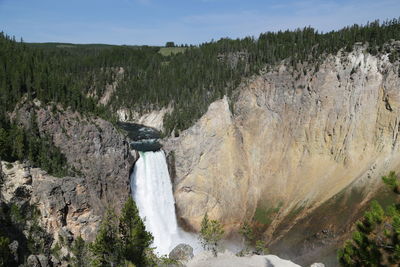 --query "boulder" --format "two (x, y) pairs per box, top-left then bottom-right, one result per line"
(26, 255), (40, 267)
(169, 243), (194, 261)
(8, 240), (18, 262)
(36, 254), (49, 267)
